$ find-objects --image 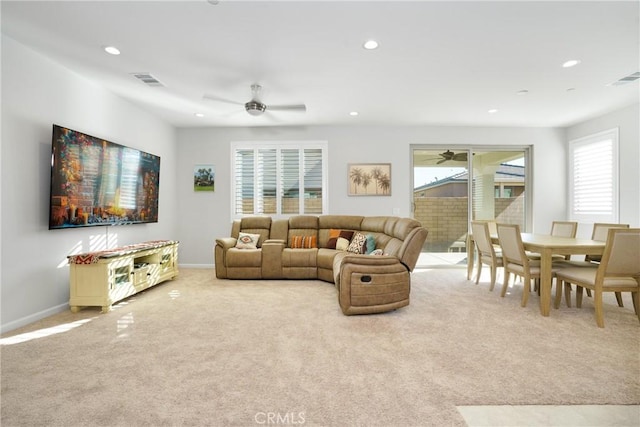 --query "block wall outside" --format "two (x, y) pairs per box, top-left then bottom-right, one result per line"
(415, 196), (524, 251)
